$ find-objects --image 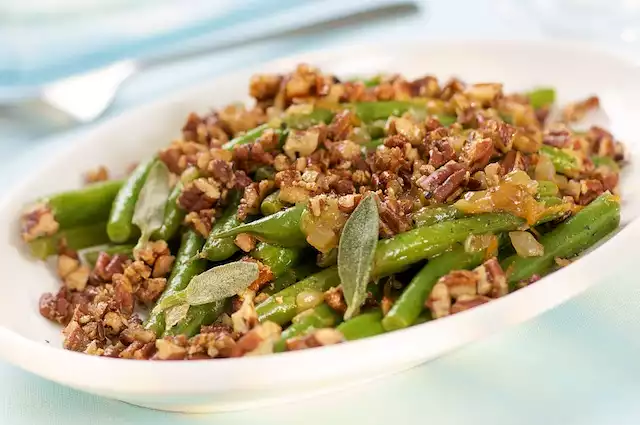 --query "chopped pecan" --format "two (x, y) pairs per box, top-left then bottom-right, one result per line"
(500, 150), (529, 175)
(439, 270), (478, 299)
(464, 83), (503, 107)
(64, 266), (91, 292)
(249, 74), (282, 101)
(119, 341), (156, 360)
(91, 253), (128, 283)
(187, 330), (236, 359)
(410, 75), (440, 97)
(245, 259), (274, 292)
(324, 286), (347, 314)
(426, 282), (451, 319)
(135, 278), (166, 306)
(231, 291), (258, 334)
(543, 125), (571, 148)
(178, 177), (222, 212)
(185, 209), (215, 237)
(562, 95), (599, 123)
(577, 179), (604, 205)
(474, 257), (508, 298)
(62, 320), (91, 352)
(120, 323), (156, 346)
(328, 110), (355, 141)
(238, 180), (275, 220)
(234, 233), (256, 252)
(230, 321), (281, 357)
(378, 196), (413, 237)
(154, 337), (188, 360)
(440, 77), (466, 101)
(84, 166), (109, 184)
(480, 119), (515, 153)
(451, 294), (491, 314)
(112, 273), (135, 315)
(427, 138), (456, 169)
(461, 131), (494, 172)
(388, 117), (424, 145)
(182, 112), (230, 146)
(57, 255), (79, 279)
(285, 328), (344, 351)
(416, 161), (468, 203)
(103, 311), (125, 336)
(20, 203), (59, 242)
(39, 290), (71, 324)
